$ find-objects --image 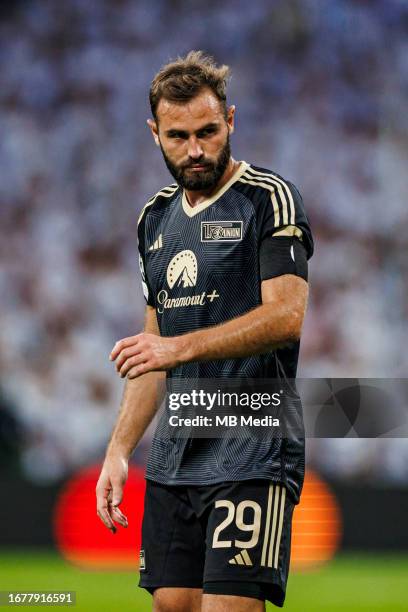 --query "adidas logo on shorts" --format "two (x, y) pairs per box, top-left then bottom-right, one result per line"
(228, 550), (253, 566)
